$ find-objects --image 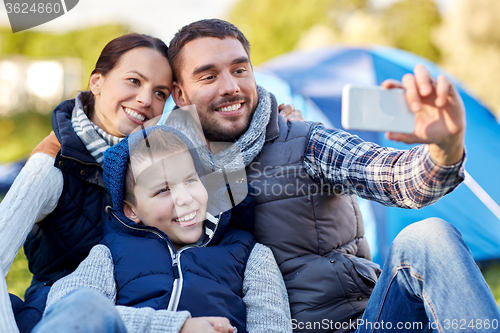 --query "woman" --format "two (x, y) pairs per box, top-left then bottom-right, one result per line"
(0, 33), (172, 333)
